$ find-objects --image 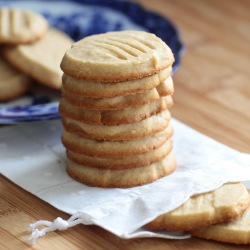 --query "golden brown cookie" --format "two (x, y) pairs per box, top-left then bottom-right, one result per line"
(0, 55), (31, 101)
(0, 8), (48, 44)
(62, 109), (171, 141)
(67, 139), (172, 169)
(67, 151), (176, 188)
(59, 96), (173, 125)
(61, 79), (171, 110)
(60, 30), (174, 82)
(3, 28), (73, 89)
(62, 125), (173, 158)
(191, 190), (250, 244)
(62, 67), (172, 98)
(145, 183), (250, 232)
